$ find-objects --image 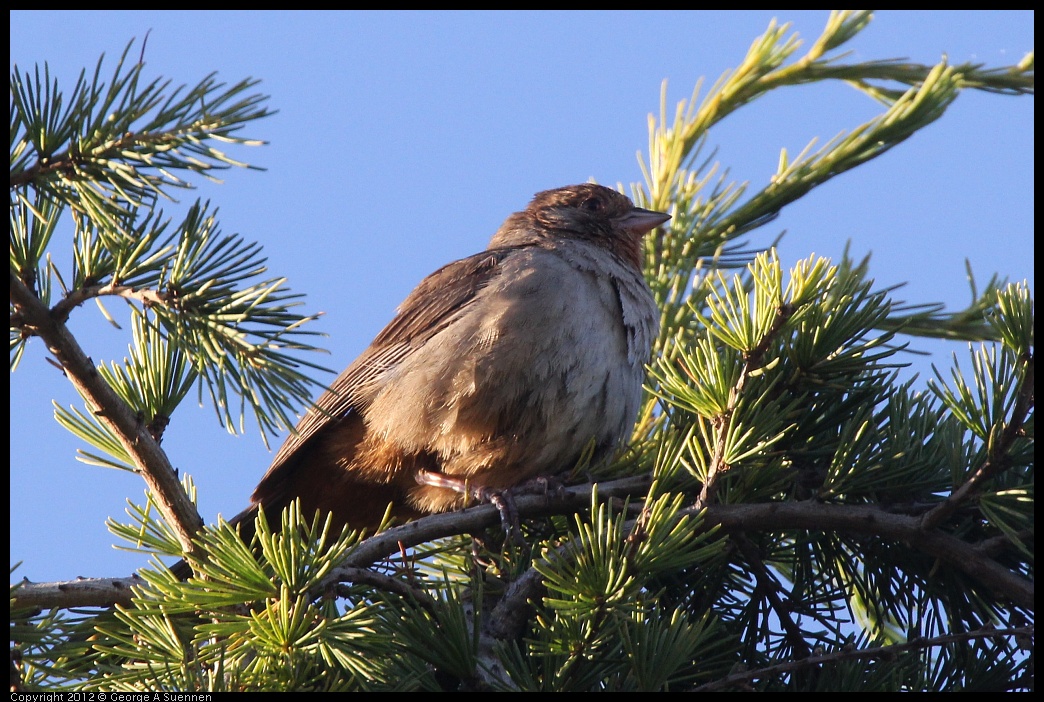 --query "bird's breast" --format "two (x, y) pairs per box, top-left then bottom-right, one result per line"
(363, 241), (658, 487)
